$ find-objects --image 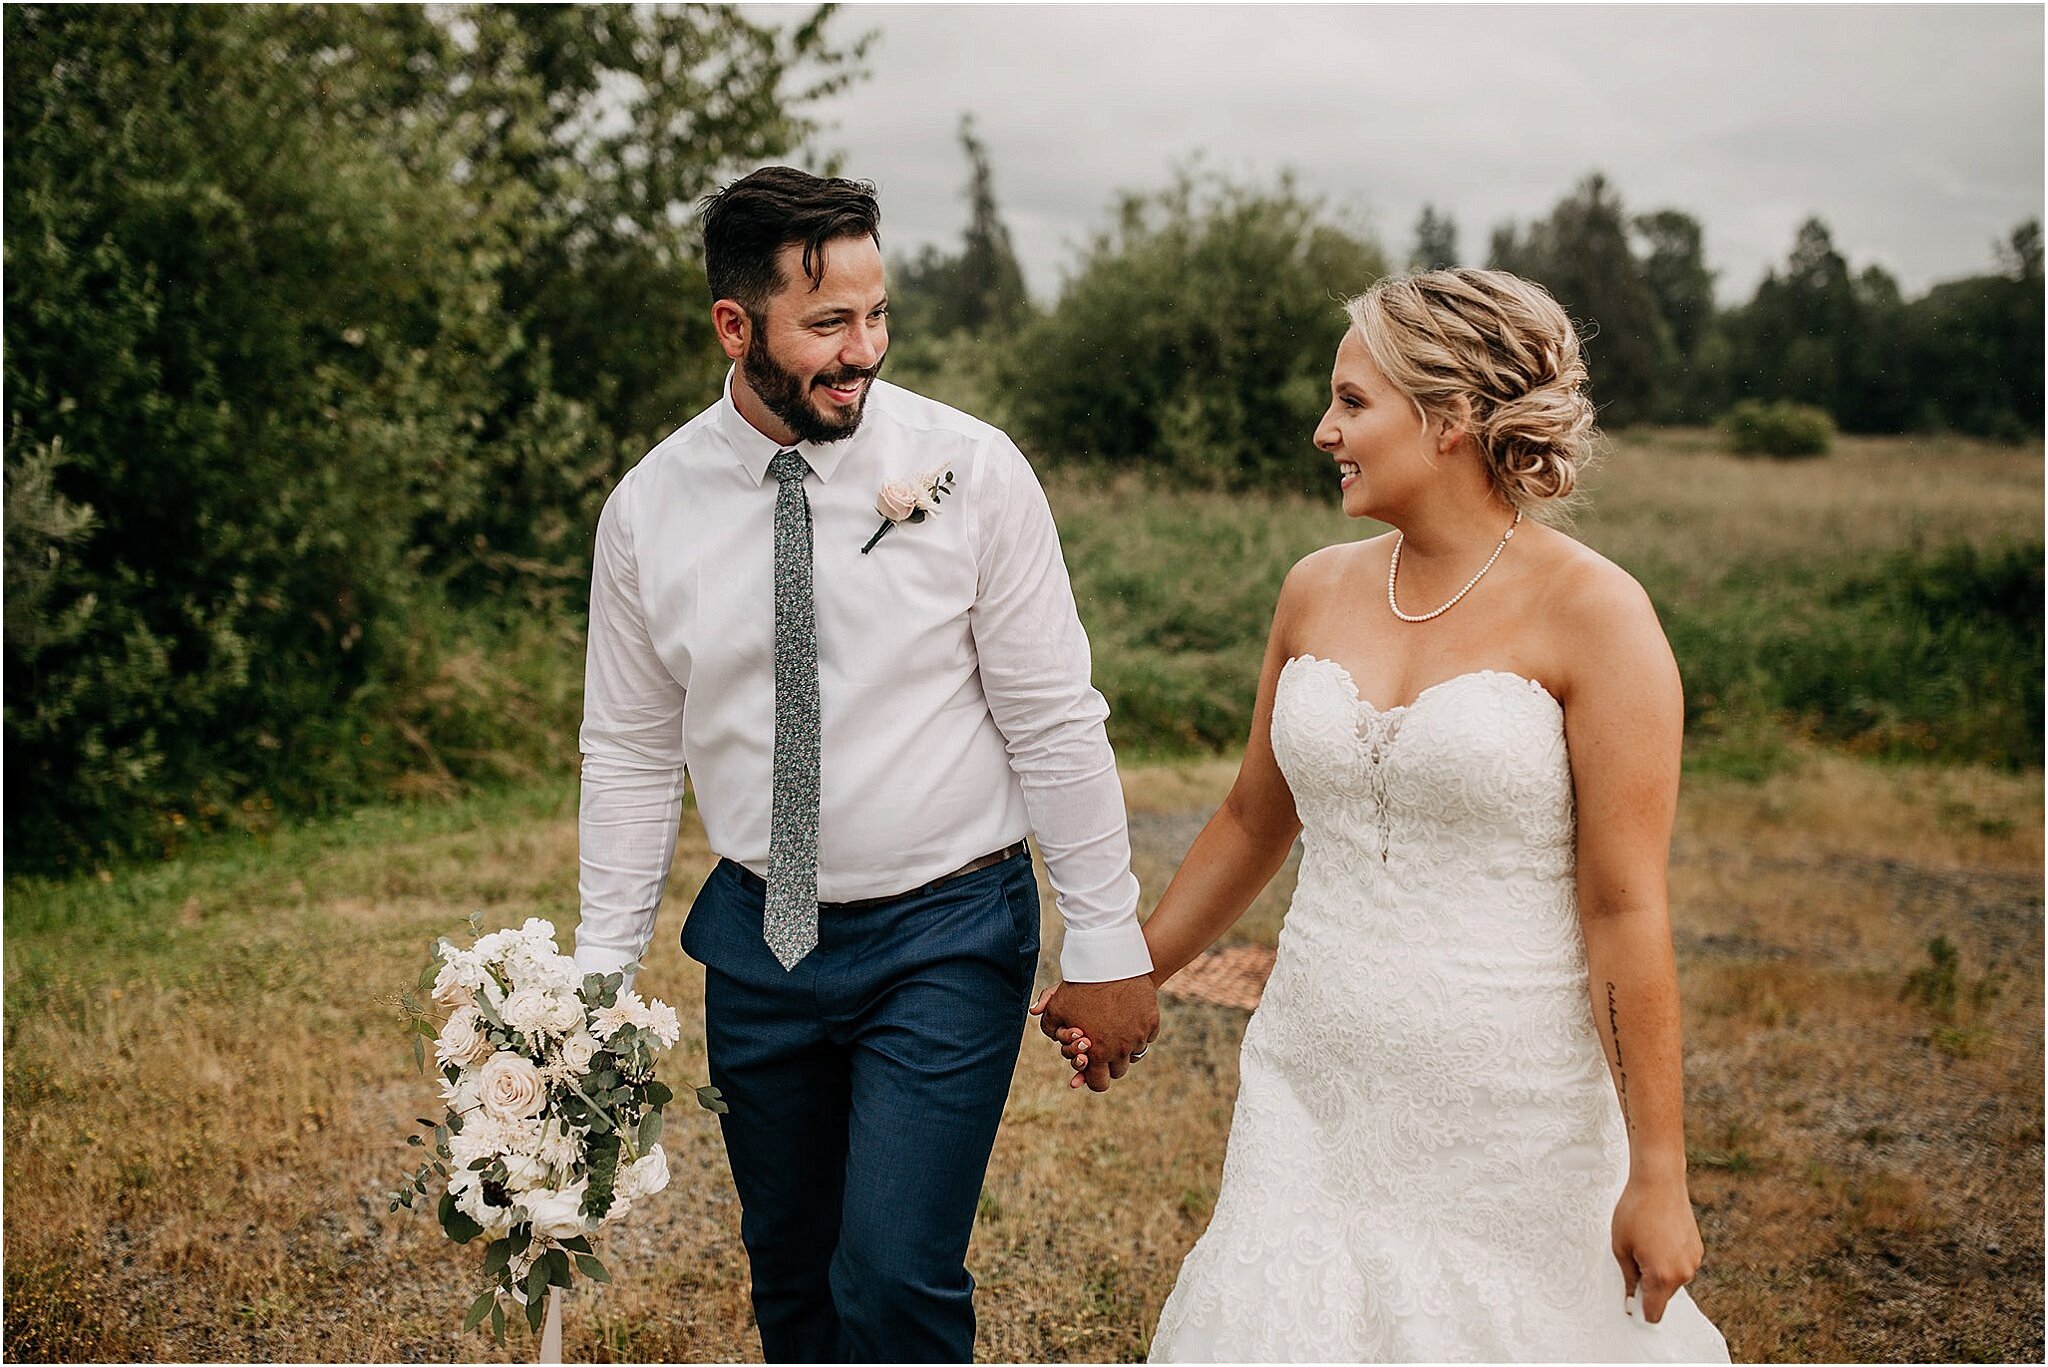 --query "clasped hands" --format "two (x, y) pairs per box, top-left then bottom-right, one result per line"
(1028, 974), (1159, 1092)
